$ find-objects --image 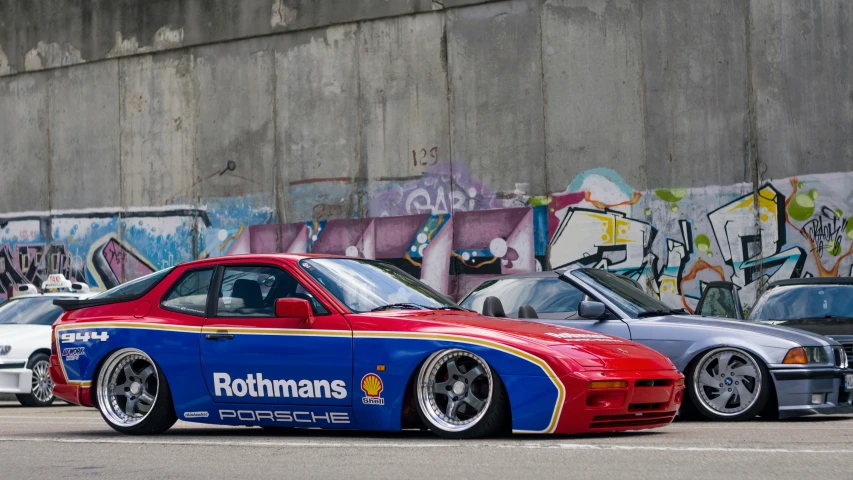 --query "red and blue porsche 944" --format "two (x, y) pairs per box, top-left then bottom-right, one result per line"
(50, 255), (683, 438)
